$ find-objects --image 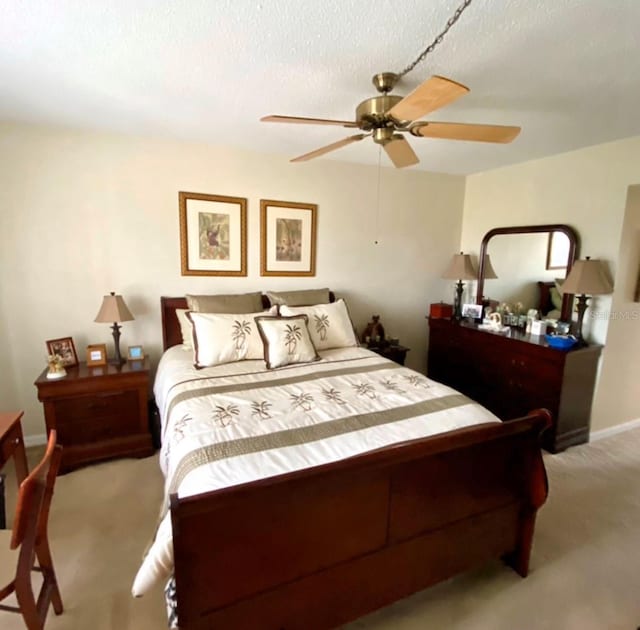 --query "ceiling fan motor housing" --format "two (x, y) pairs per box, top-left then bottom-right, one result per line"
(356, 95), (406, 130)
